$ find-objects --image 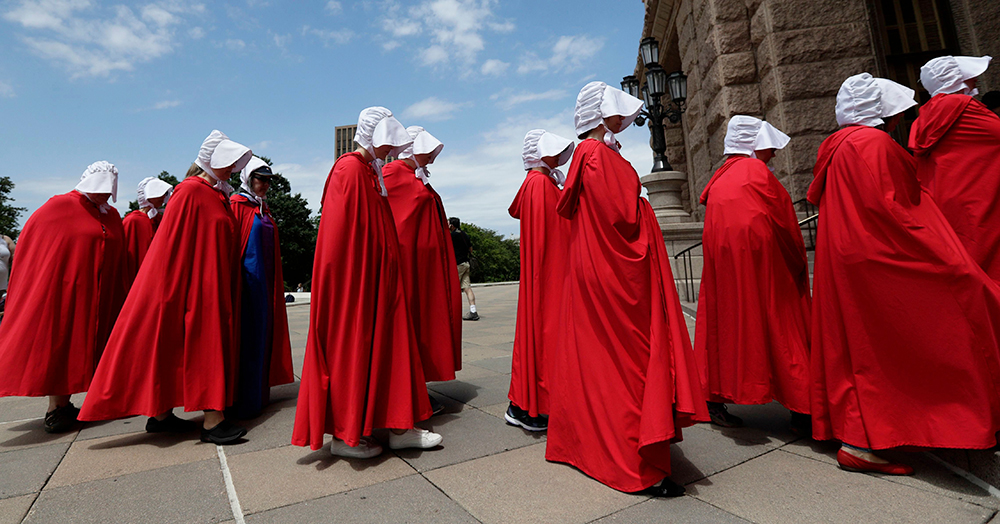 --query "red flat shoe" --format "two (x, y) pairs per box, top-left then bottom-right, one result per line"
(837, 449), (913, 475)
